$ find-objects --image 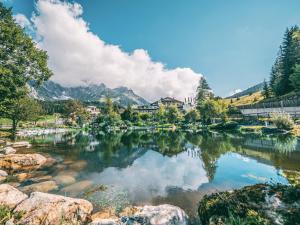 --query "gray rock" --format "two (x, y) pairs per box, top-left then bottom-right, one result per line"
(0, 184), (28, 209)
(14, 192), (93, 225)
(123, 205), (188, 225)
